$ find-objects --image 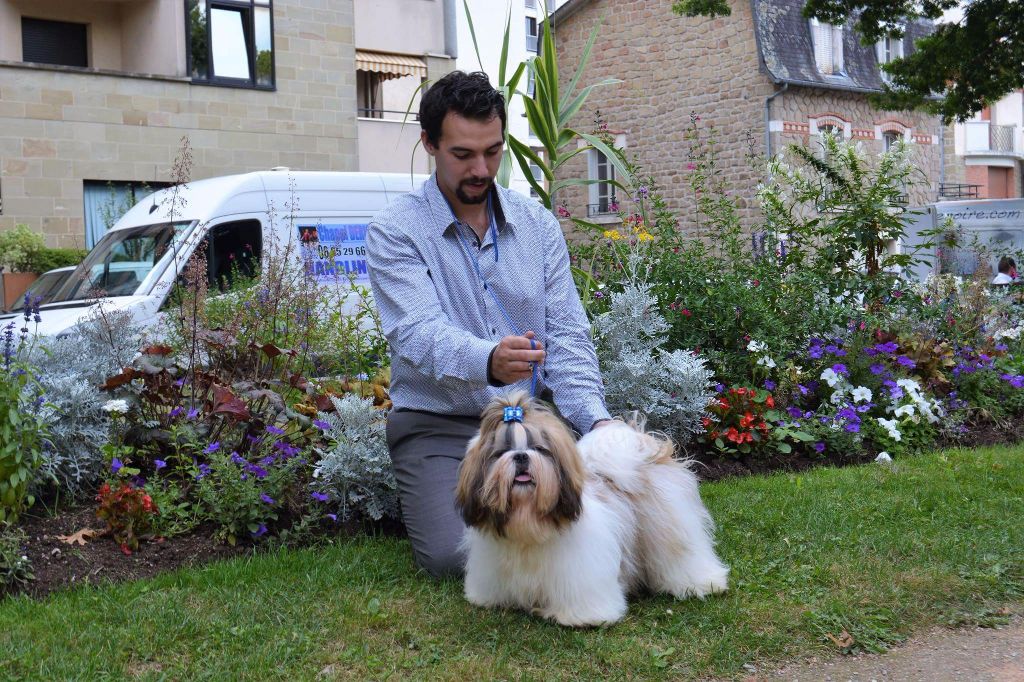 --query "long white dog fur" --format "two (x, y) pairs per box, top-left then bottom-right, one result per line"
(455, 392), (729, 627)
